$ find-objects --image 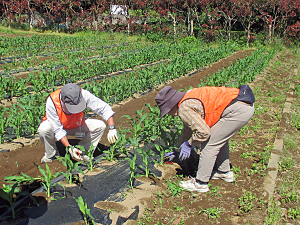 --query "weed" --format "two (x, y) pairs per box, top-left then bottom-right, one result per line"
(166, 176), (183, 197)
(238, 191), (257, 214)
(288, 206), (300, 219)
(198, 207), (223, 219)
